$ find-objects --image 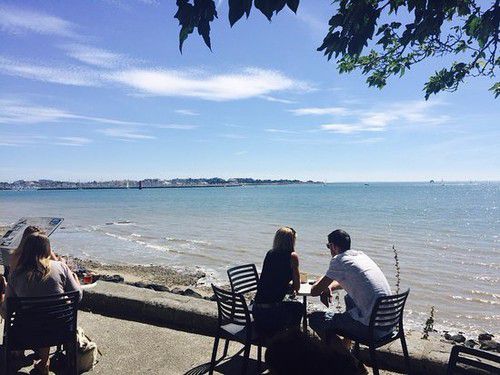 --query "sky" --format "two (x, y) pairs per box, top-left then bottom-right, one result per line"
(0, 0), (498, 182)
